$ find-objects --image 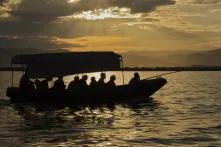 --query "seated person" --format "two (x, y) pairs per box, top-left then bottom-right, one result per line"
(90, 76), (97, 87)
(97, 73), (106, 87)
(35, 79), (41, 90)
(129, 72), (140, 85)
(106, 75), (116, 88)
(41, 77), (53, 90)
(53, 76), (66, 90)
(19, 73), (35, 91)
(68, 76), (80, 90)
(79, 75), (88, 88)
